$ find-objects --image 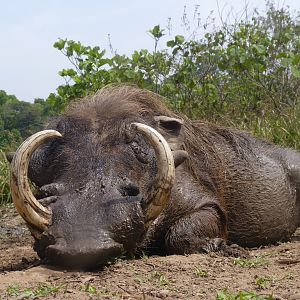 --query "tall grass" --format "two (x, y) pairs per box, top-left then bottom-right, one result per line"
(212, 105), (300, 151)
(0, 150), (11, 204)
